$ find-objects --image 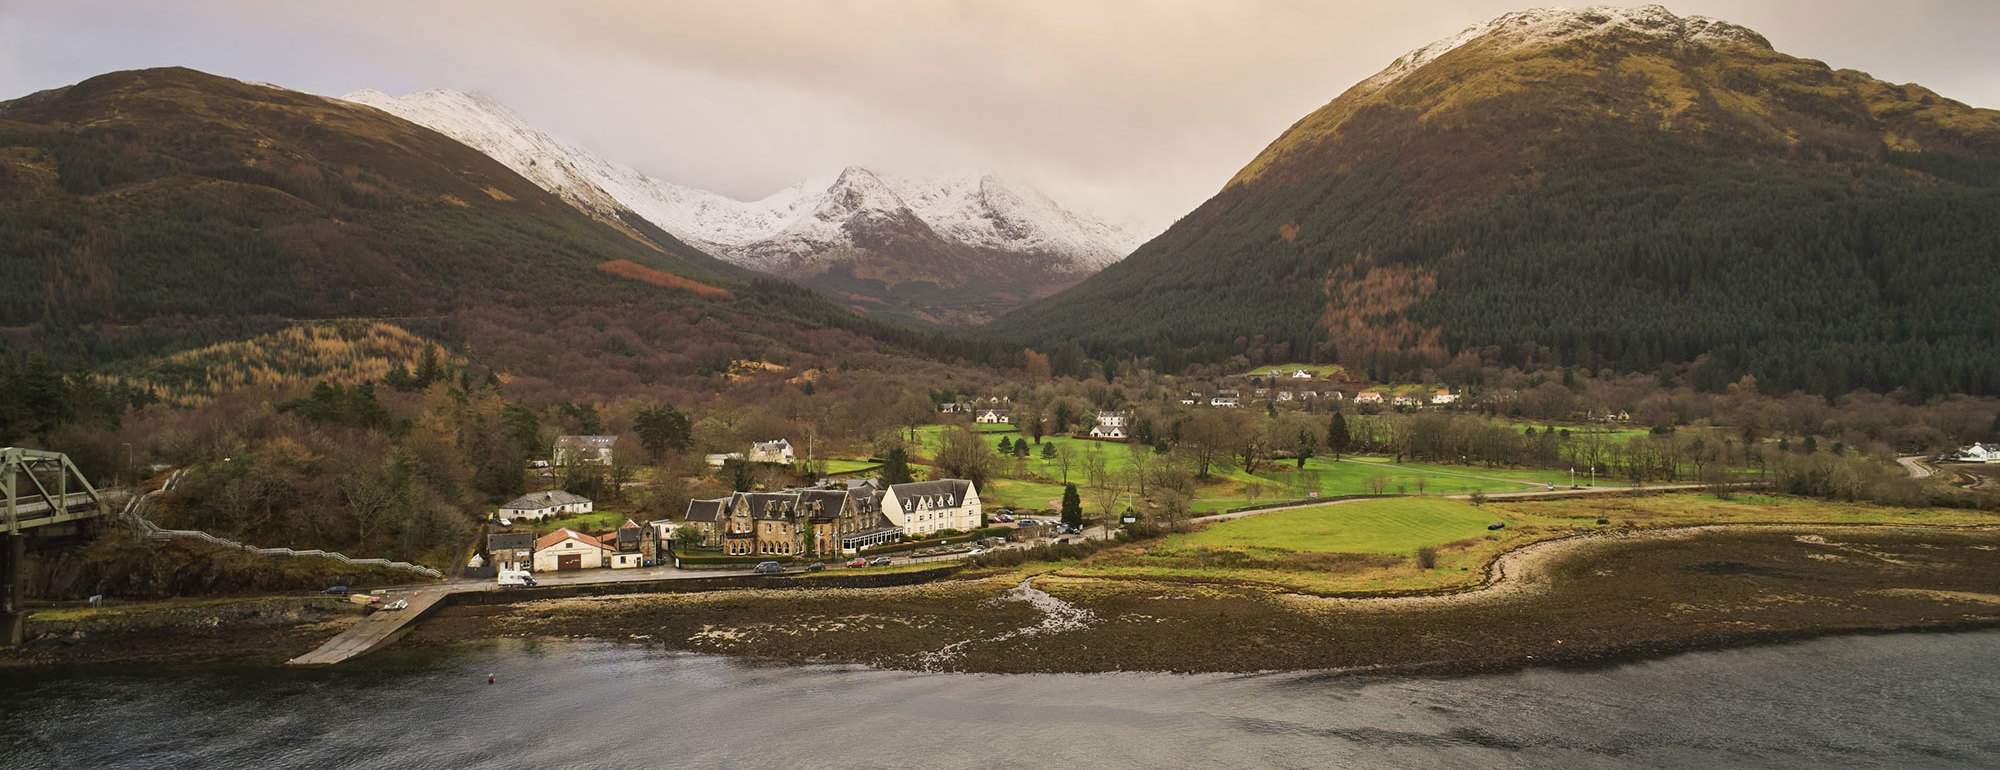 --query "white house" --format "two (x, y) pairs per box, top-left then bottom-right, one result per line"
(1088, 424), (1128, 440)
(1291, 369), (1313, 379)
(1210, 391), (1242, 408)
(1095, 411), (1127, 429)
(974, 408), (1012, 424)
(532, 528), (609, 571)
(1354, 392), (1384, 405)
(499, 489), (593, 521)
(553, 435), (616, 466)
(1392, 393), (1421, 407)
(1949, 443), (2000, 463)
(1276, 391), (1294, 402)
(880, 479), (981, 537)
(703, 452), (745, 468)
(1431, 390), (1460, 405)
(1180, 392), (1201, 406)
(749, 439), (796, 464)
